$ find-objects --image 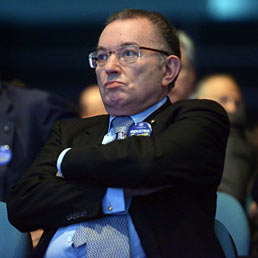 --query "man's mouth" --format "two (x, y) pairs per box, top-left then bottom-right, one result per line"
(104, 81), (124, 89)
